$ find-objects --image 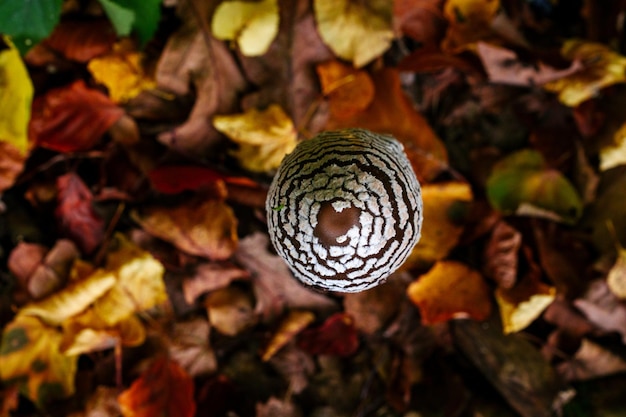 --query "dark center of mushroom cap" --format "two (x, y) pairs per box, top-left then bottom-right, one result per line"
(313, 201), (361, 248)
